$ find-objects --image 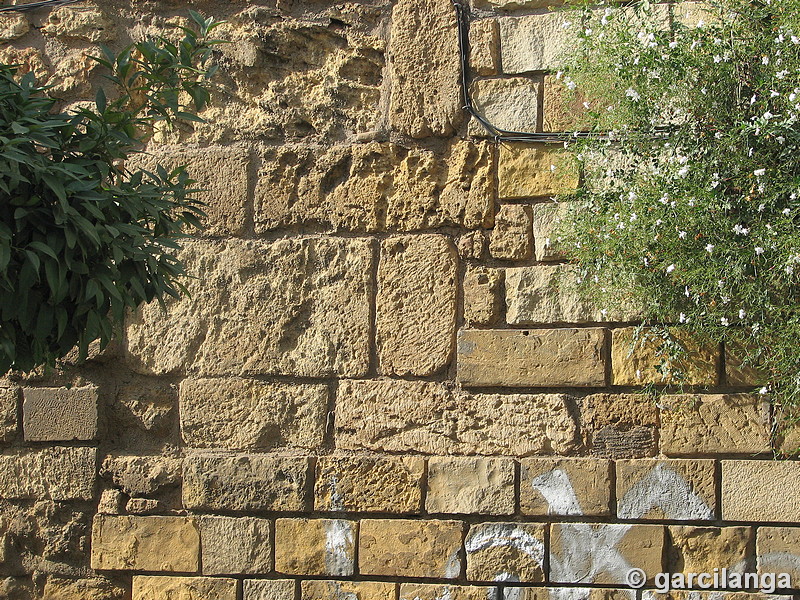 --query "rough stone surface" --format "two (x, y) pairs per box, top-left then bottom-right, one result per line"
(498, 144), (579, 199)
(314, 455), (424, 513)
(489, 204), (533, 260)
(336, 380), (579, 455)
(0, 447), (96, 501)
(499, 13), (575, 73)
(659, 394), (772, 456)
(41, 577), (127, 600)
(245, 579), (296, 600)
(91, 515), (199, 572)
(465, 522), (546, 582)
(756, 527), (800, 582)
(275, 518), (357, 576)
(616, 460), (716, 521)
(532, 202), (568, 262)
(179, 378), (327, 450)
(182, 454), (310, 512)
(611, 327), (720, 386)
(426, 457), (515, 515)
(463, 266), (502, 326)
(667, 526), (753, 574)
(543, 75), (593, 132)
(42, 6), (115, 42)
(200, 516), (272, 575)
(457, 328), (607, 387)
(722, 461), (800, 522)
(520, 458), (612, 516)
(581, 393), (659, 459)
(132, 576), (237, 600)
(400, 585), (499, 600)
(125, 238), (373, 378)
(359, 519), (464, 578)
(127, 146), (249, 237)
(22, 385), (98, 442)
(725, 339), (768, 386)
(301, 581), (394, 600)
(101, 454), (181, 497)
(0, 14), (29, 42)
(470, 19), (499, 76)
(388, 0), (462, 138)
(0, 380), (18, 442)
(472, 78), (540, 134)
(377, 235), (457, 376)
(503, 590), (634, 600)
(255, 141), (494, 232)
(126, 497), (162, 515)
(550, 523), (664, 584)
